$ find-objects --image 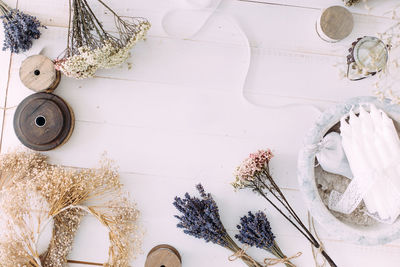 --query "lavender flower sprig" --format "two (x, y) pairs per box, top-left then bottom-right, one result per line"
(173, 184), (263, 267)
(236, 211), (295, 267)
(232, 149), (337, 267)
(0, 0), (45, 53)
